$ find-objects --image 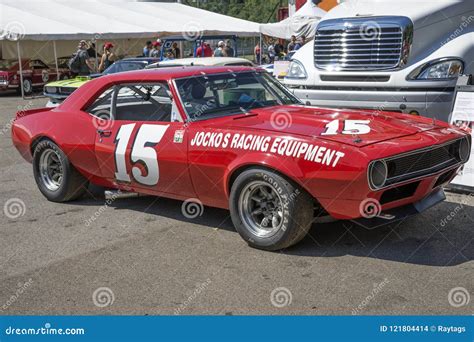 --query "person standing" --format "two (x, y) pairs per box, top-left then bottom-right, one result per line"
(267, 40), (275, 63)
(143, 41), (152, 57)
(254, 43), (261, 64)
(98, 42), (116, 72)
(196, 42), (213, 57)
(214, 41), (225, 57)
(68, 40), (95, 76)
(224, 40), (235, 57)
(171, 42), (181, 59)
(288, 35), (297, 52)
(295, 35), (306, 50)
(150, 41), (161, 58)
